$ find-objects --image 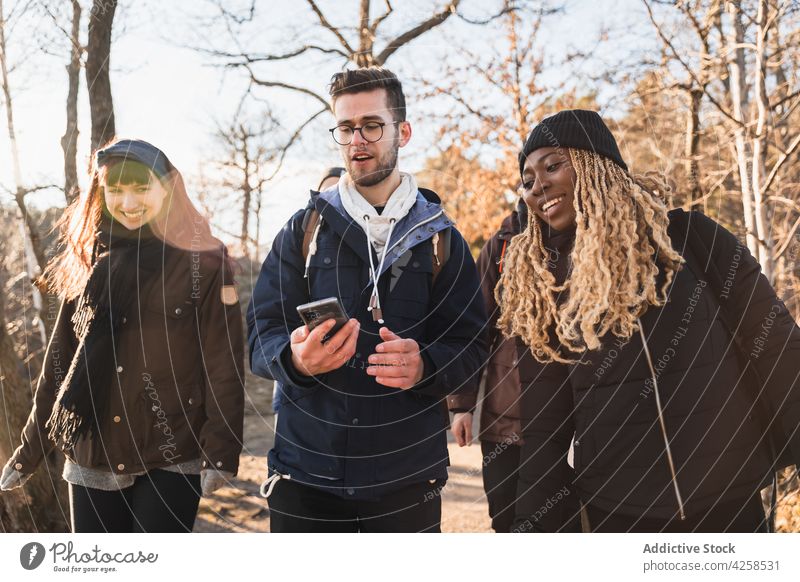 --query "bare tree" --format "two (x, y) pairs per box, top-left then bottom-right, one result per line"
(85, 0), (116, 150)
(213, 108), (281, 261)
(0, 0), (50, 345)
(417, 3), (574, 248)
(642, 0), (800, 283)
(62, 0), (83, 201)
(36, 0), (86, 203)
(196, 0), (520, 170)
